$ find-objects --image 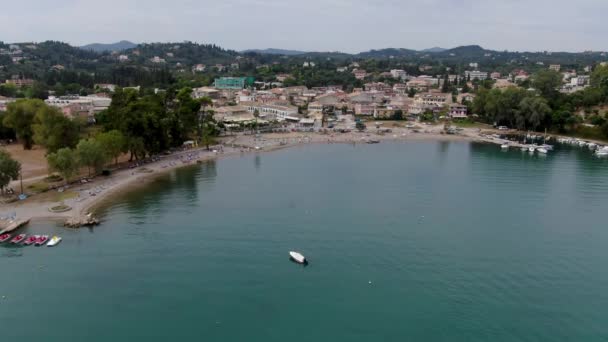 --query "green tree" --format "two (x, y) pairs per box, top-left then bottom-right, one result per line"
(532, 70), (562, 100)
(0, 150), (21, 194)
(551, 110), (578, 133)
(441, 75), (450, 93)
(32, 104), (80, 153)
(47, 147), (80, 184)
(97, 130), (126, 166)
(392, 109), (404, 120)
(3, 99), (45, 150)
(76, 139), (108, 176)
(517, 97), (551, 131)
